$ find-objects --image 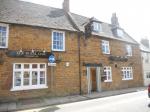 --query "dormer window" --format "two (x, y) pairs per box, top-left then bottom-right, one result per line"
(117, 29), (124, 37)
(92, 22), (101, 32)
